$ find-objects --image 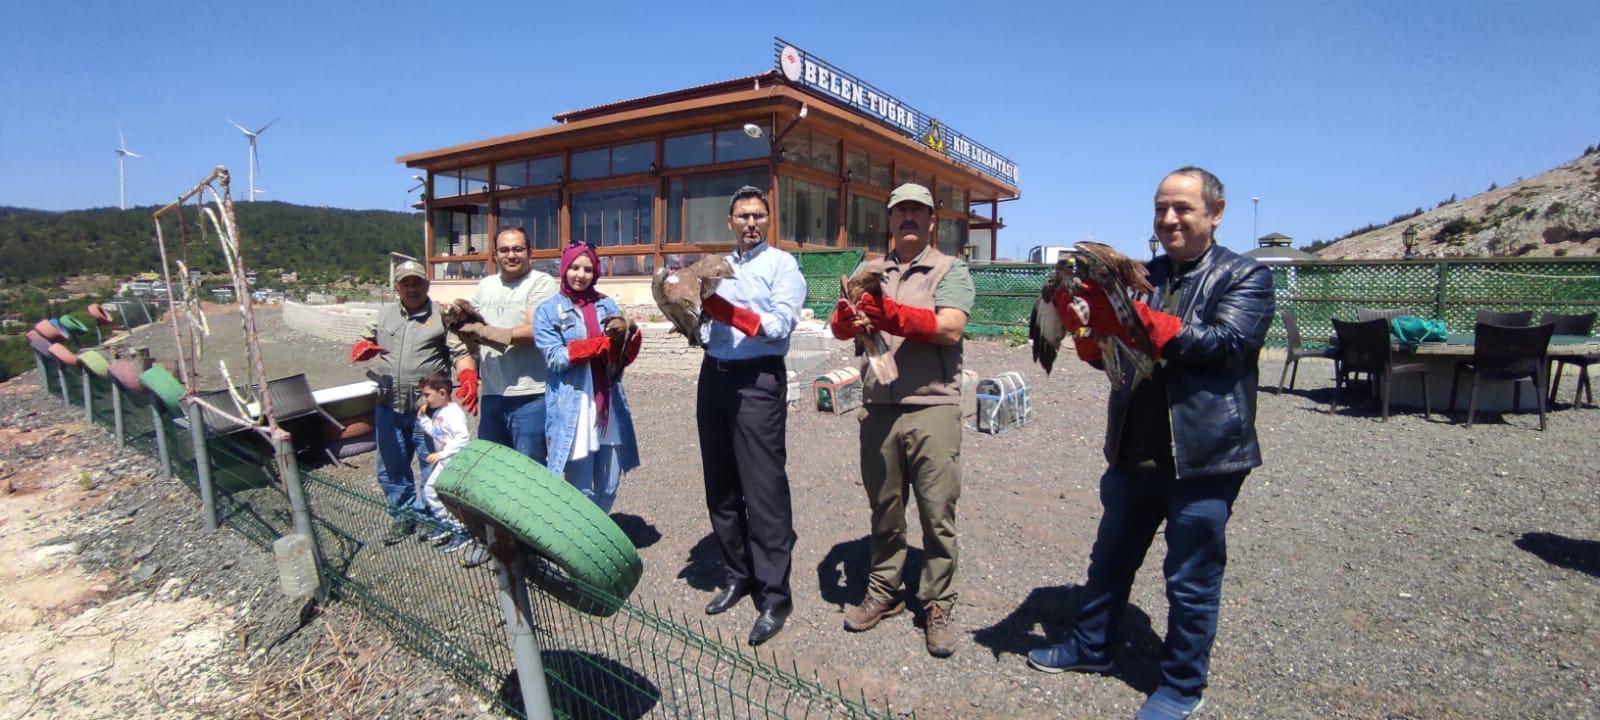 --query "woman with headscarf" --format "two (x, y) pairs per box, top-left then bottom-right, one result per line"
(533, 241), (644, 512)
